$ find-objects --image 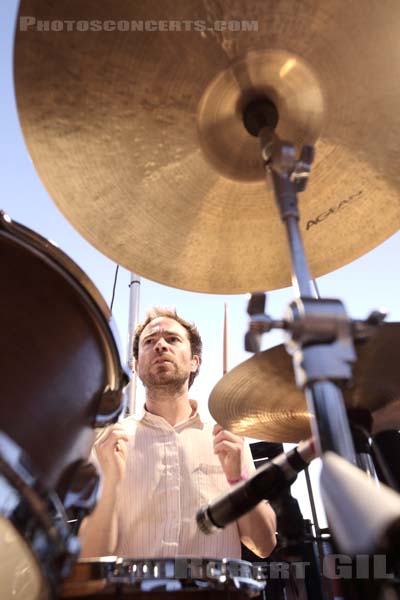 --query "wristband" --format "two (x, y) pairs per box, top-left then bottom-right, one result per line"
(227, 469), (248, 485)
